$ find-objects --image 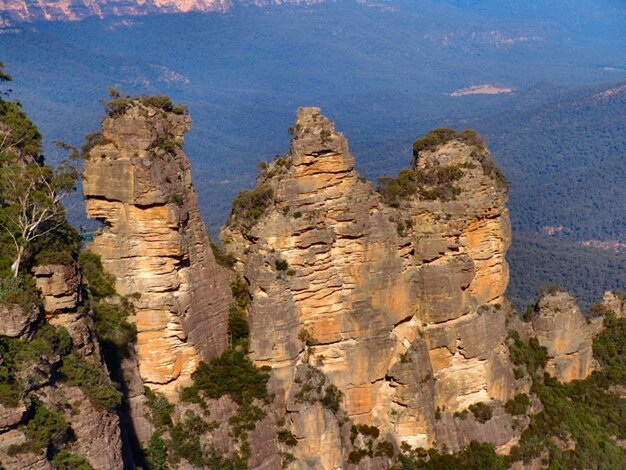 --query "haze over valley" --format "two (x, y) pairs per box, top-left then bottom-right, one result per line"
(2, 1), (625, 308)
